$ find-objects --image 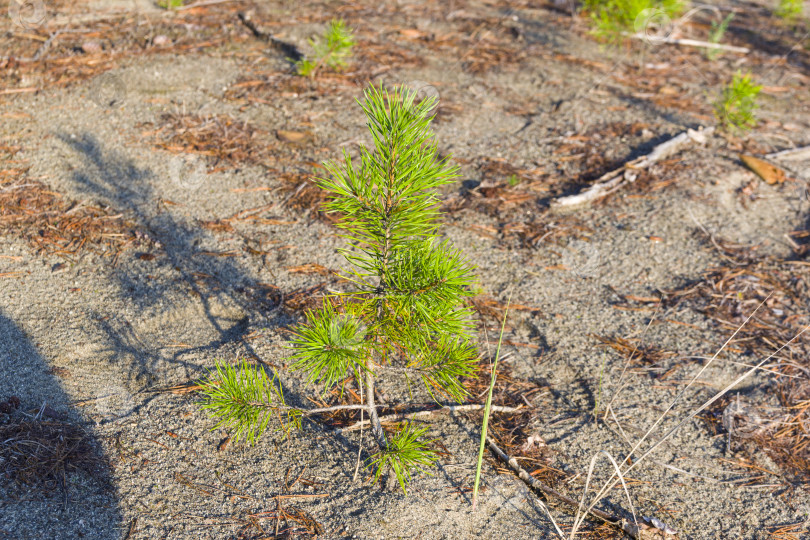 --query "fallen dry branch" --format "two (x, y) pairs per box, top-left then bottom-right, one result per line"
(485, 437), (678, 539)
(337, 404), (524, 432)
(767, 145), (810, 161)
(237, 11), (303, 62)
(552, 127), (714, 208)
(629, 34), (749, 53)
